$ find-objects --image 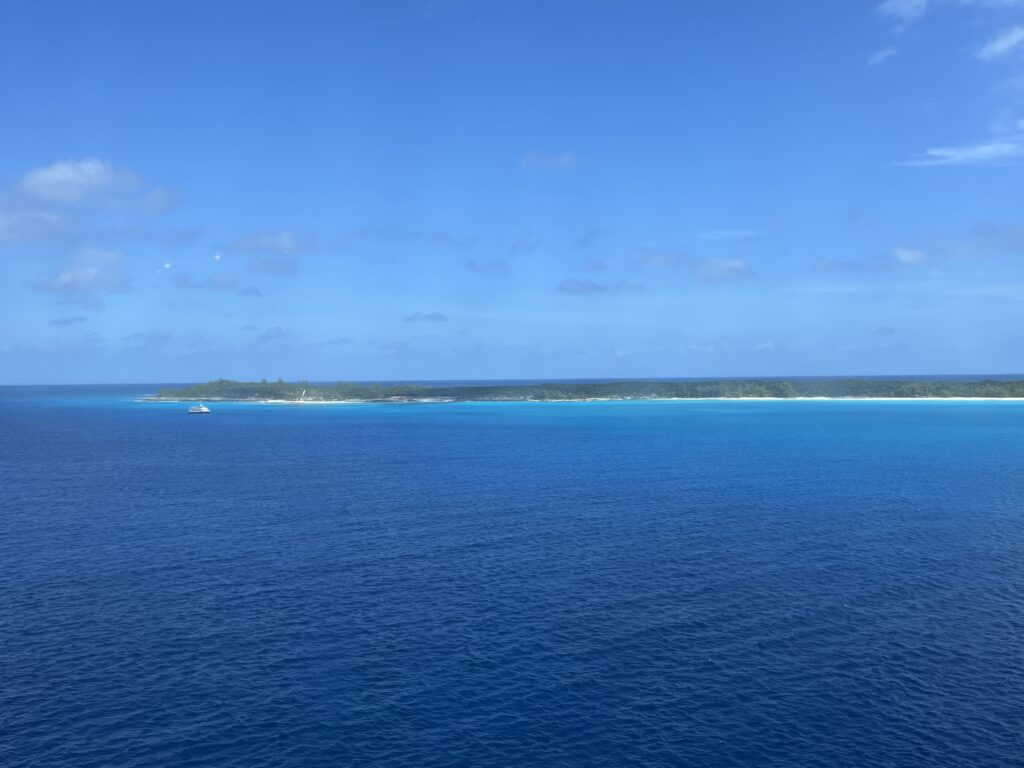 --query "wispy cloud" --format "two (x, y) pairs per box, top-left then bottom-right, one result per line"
(557, 278), (641, 295)
(49, 316), (87, 326)
(33, 249), (132, 307)
(17, 158), (178, 213)
(404, 311), (449, 323)
(20, 159), (136, 204)
(173, 271), (261, 297)
(867, 46), (898, 67)
(877, 0), (928, 23)
(508, 233), (542, 255)
(577, 227), (612, 248)
(122, 331), (173, 351)
(98, 225), (203, 248)
(790, 282), (872, 293)
(248, 255), (298, 276)
(689, 257), (752, 282)
(686, 343), (717, 354)
(227, 230), (315, 254)
(335, 227), (473, 251)
(954, 219), (1024, 256)
(519, 151), (580, 170)
(878, 0), (1024, 25)
(814, 248), (927, 272)
(466, 257), (510, 275)
(977, 25), (1024, 60)
(0, 207), (69, 244)
(1, 159), (183, 248)
(256, 326), (289, 344)
(893, 247), (928, 264)
(900, 140), (1021, 165)
(377, 340), (413, 353)
(635, 247), (688, 269)
(635, 248), (752, 282)
(815, 258), (892, 274)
